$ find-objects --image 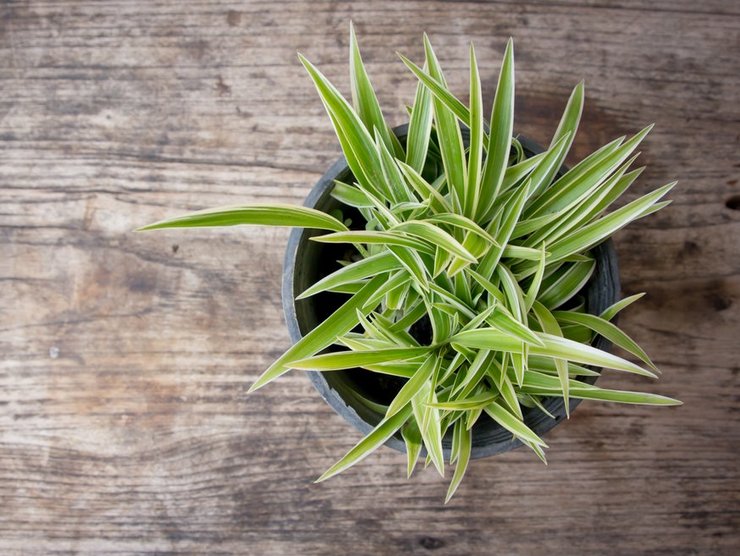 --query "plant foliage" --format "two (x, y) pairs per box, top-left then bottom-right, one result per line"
(138, 25), (680, 501)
